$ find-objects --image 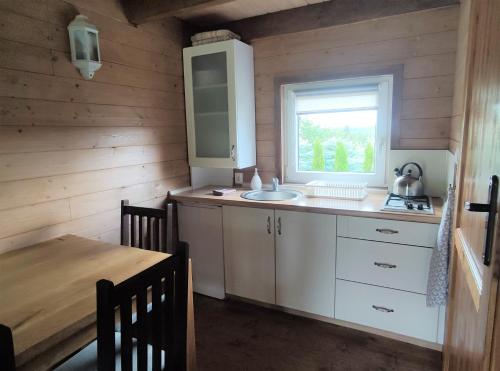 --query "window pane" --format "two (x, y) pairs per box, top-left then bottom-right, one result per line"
(297, 110), (377, 173)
